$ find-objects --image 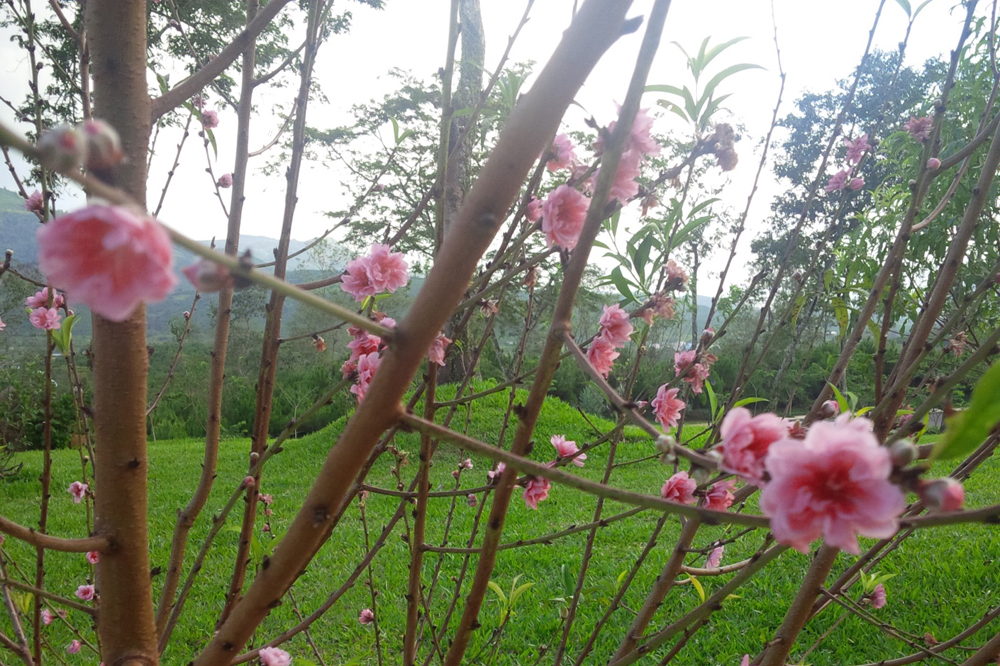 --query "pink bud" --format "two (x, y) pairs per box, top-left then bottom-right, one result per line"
(201, 109), (219, 129)
(243, 475), (256, 489)
(85, 550), (100, 564)
(849, 177), (865, 191)
(37, 125), (87, 172)
(182, 258), (234, 293)
(466, 493), (478, 508)
(919, 478), (964, 512)
(217, 173), (233, 188)
(927, 157), (941, 170)
(79, 119), (123, 170)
